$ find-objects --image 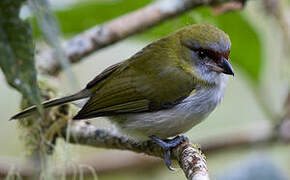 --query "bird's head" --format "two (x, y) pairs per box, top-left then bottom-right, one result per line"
(176, 24), (234, 85)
